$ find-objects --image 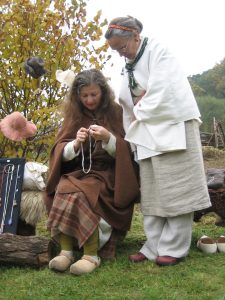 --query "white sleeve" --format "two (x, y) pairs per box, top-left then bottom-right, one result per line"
(62, 140), (80, 161)
(133, 53), (198, 123)
(102, 133), (116, 158)
(133, 53), (177, 122)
